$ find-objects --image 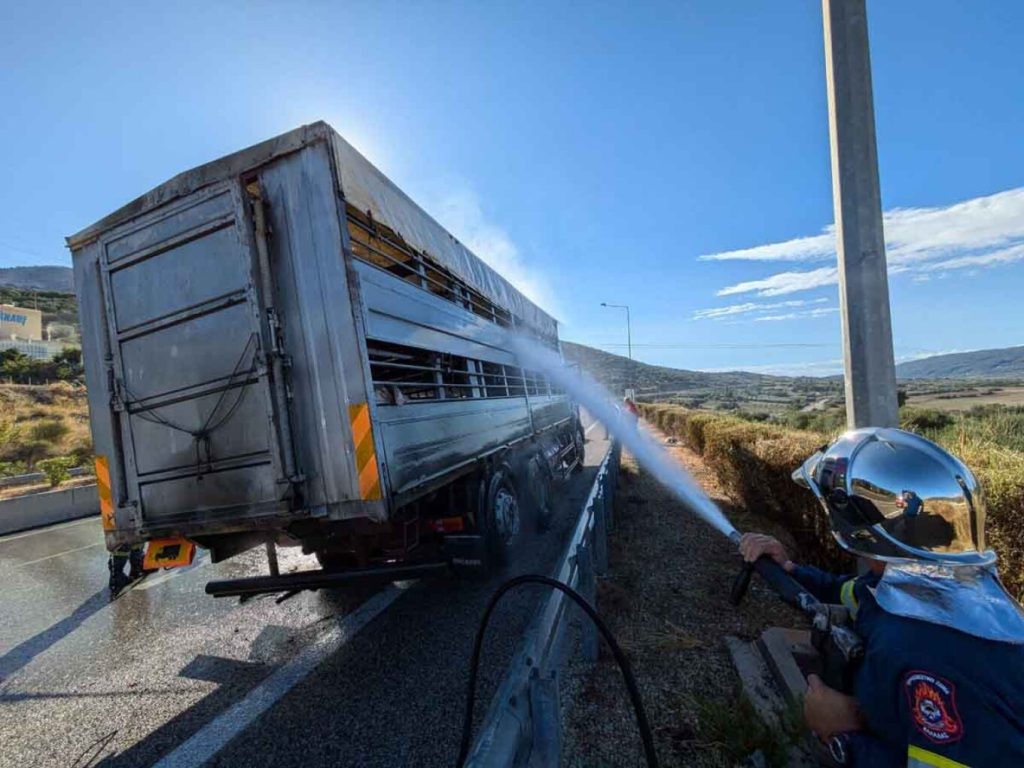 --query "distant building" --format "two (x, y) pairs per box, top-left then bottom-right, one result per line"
(0, 304), (44, 342)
